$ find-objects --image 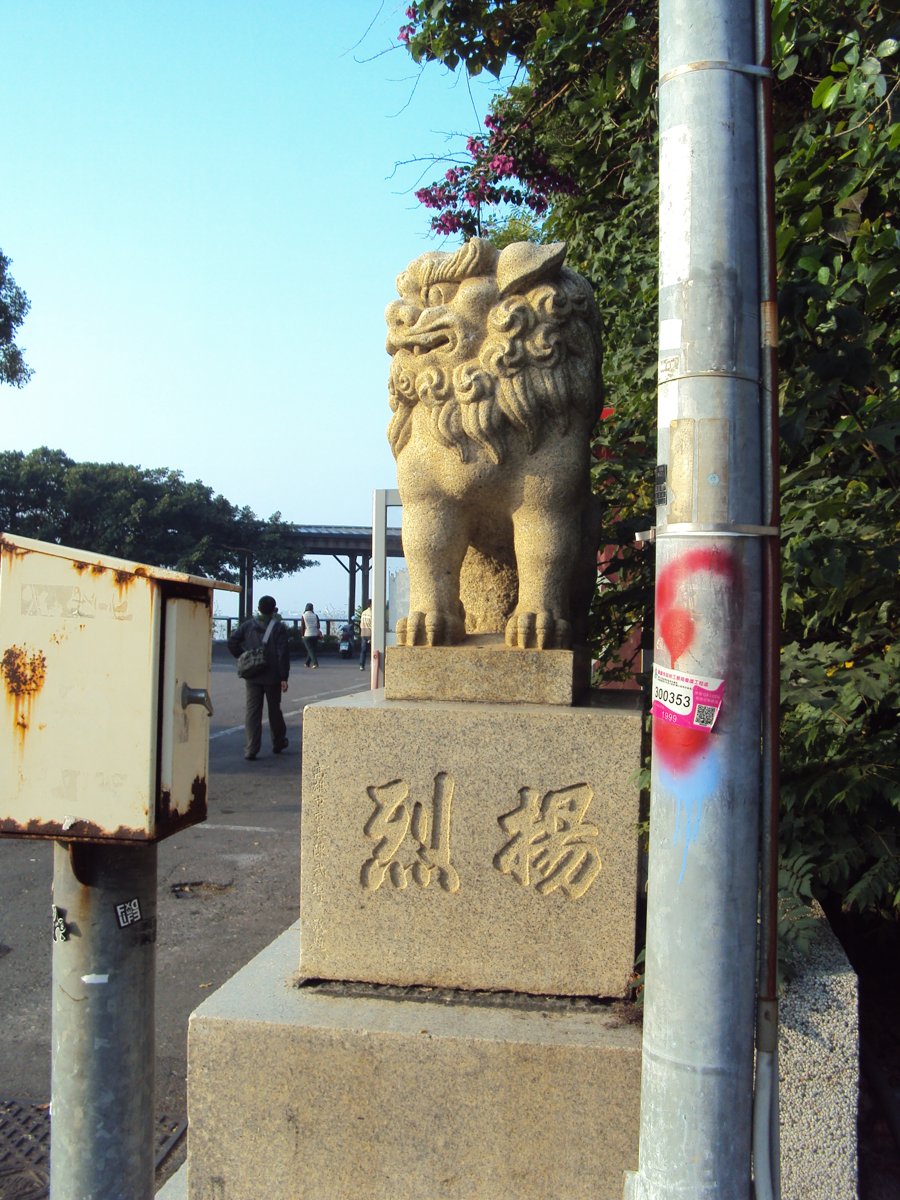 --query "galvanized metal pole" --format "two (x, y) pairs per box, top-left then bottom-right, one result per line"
(51, 840), (157, 1200)
(372, 488), (401, 689)
(624, 0), (768, 1196)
